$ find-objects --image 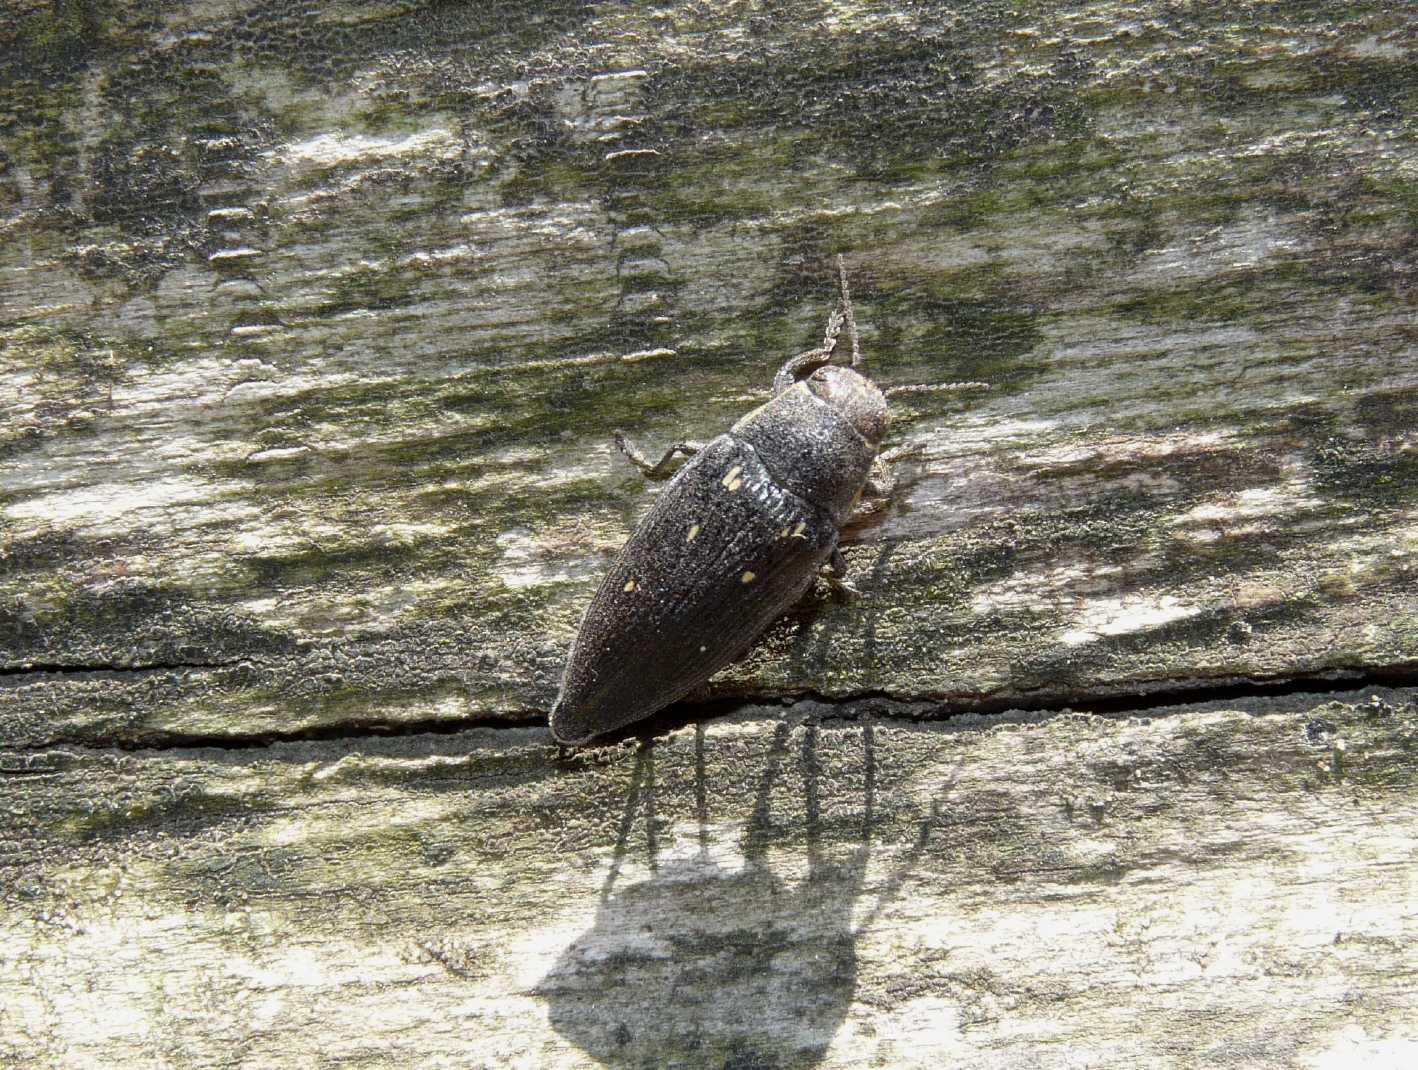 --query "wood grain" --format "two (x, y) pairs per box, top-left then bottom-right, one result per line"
(3, 1), (1416, 1064)
(5, 690), (1417, 1068)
